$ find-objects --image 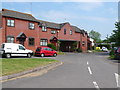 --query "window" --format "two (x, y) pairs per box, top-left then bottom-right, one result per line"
(7, 36), (14, 43)
(51, 30), (56, 34)
(64, 29), (66, 35)
(29, 23), (35, 30)
(19, 46), (25, 50)
(42, 26), (47, 32)
(82, 41), (85, 46)
(70, 30), (72, 35)
(29, 37), (35, 46)
(7, 19), (15, 27)
(40, 39), (48, 46)
(47, 48), (53, 51)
